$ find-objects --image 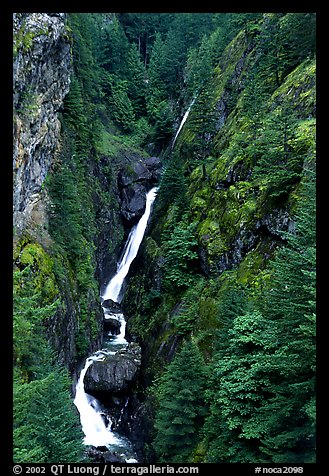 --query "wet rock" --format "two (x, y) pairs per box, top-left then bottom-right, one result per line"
(144, 156), (162, 181)
(120, 184), (147, 224)
(104, 317), (121, 335)
(86, 447), (126, 463)
(118, 156), (161, 225)
(84, 343), (142, 394)
(102, 299), (121, 313)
